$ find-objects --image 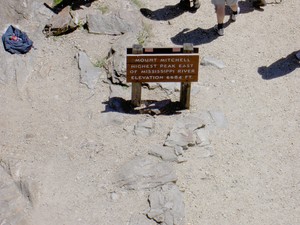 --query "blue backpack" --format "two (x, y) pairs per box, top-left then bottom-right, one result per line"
(2, 25), (33, 54)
